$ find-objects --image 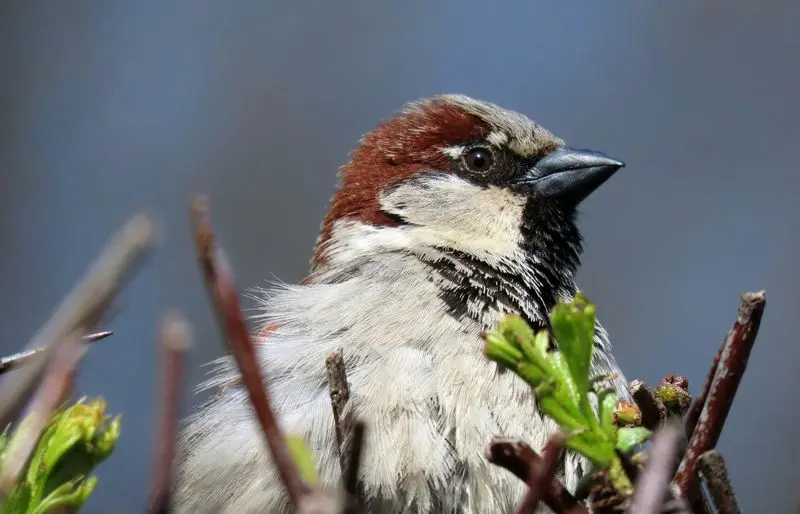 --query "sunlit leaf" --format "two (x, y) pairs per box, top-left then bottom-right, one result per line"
(616, 427), (652, 454)
(286, 435), (319, 486)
